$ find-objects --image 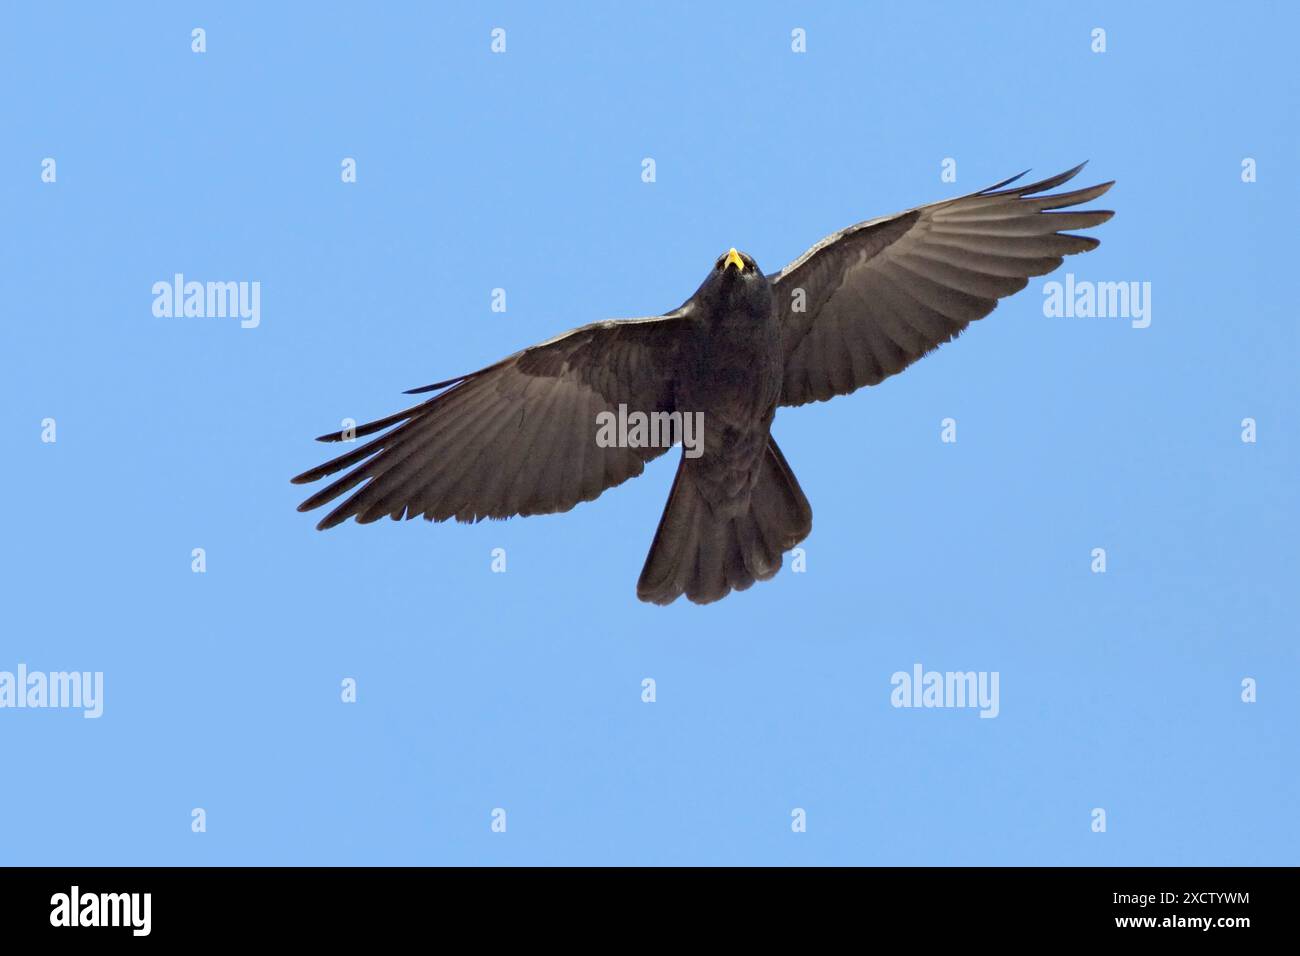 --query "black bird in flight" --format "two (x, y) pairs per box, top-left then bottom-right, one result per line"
(293, 164), (1113, 605)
